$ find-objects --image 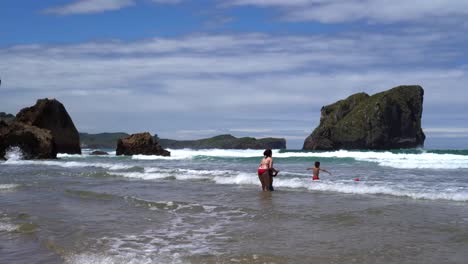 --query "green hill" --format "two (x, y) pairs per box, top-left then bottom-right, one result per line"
(80, 133), (287, 149)
(79, 132), (129, 149)
(159, 134), (286, 149)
